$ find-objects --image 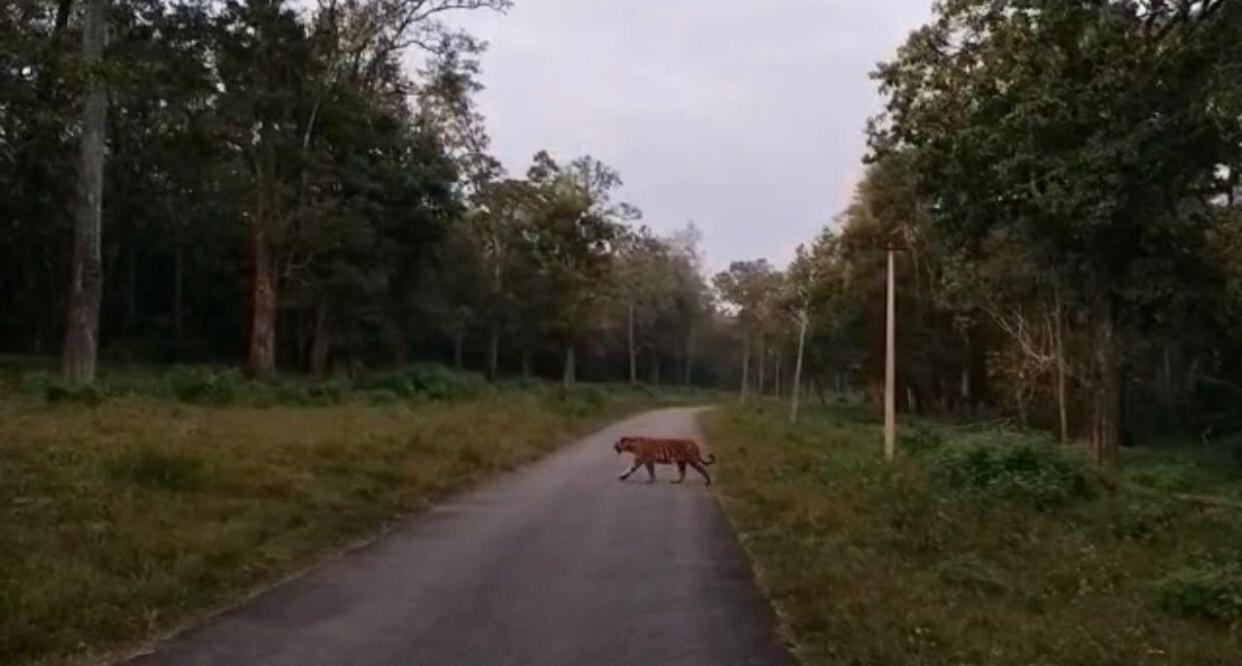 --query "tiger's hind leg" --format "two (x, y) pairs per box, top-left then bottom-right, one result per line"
(644, 461), (656, 483)
(689, 459), (712, 486)
(673, 461), (687, 483)
(619, 459), (641, 481)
